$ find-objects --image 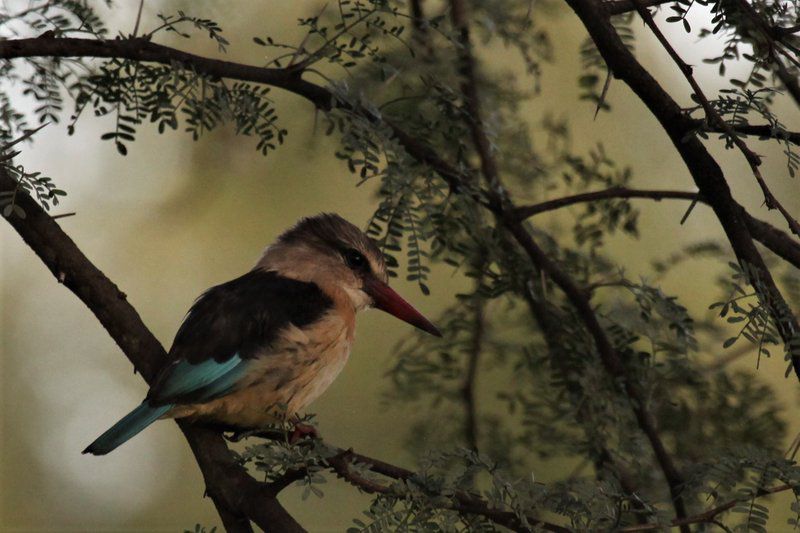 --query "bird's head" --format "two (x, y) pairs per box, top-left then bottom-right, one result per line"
(257, 213), (441, 337)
